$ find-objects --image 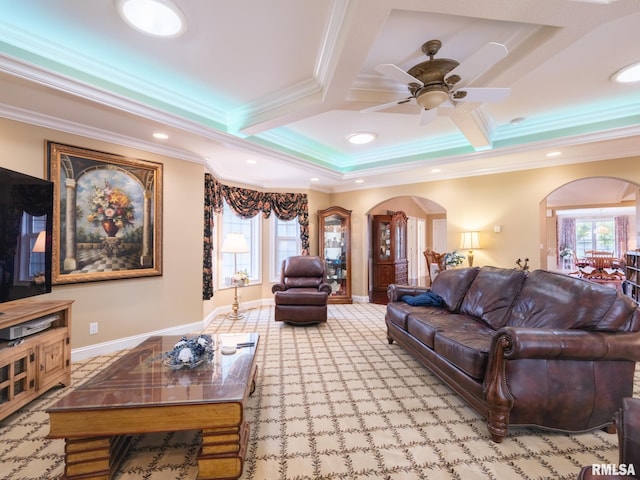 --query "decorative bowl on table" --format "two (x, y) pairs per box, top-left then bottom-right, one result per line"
(162, 334), (214, 369)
